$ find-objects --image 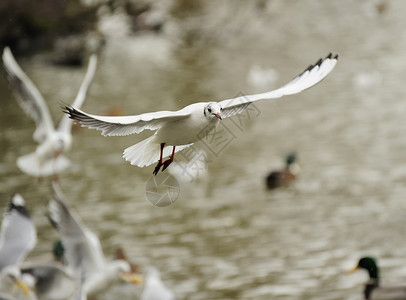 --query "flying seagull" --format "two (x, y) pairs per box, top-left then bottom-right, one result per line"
(2, 47), (98, 179)
(48, 182), (142, 298)
(64, 53), (338, 175)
